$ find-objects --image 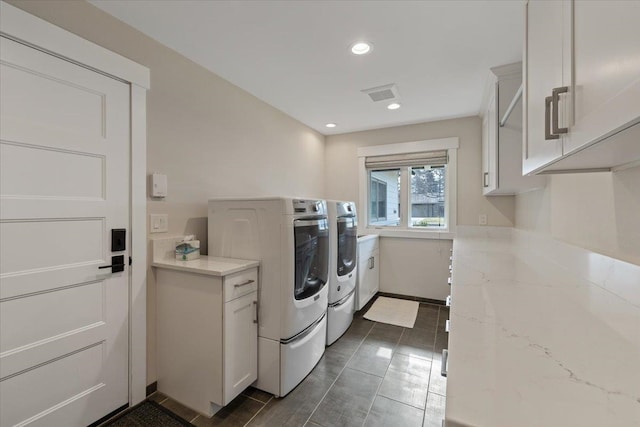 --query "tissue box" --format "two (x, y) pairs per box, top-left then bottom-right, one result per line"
(175, 240), (200, 261)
